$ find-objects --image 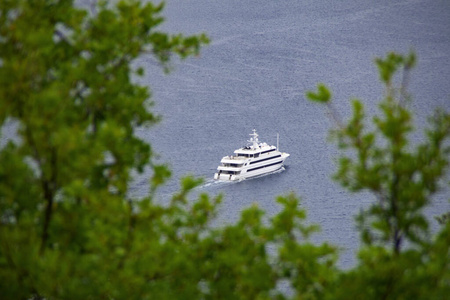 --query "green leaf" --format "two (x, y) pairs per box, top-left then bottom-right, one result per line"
(306, 83), (332, 103)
